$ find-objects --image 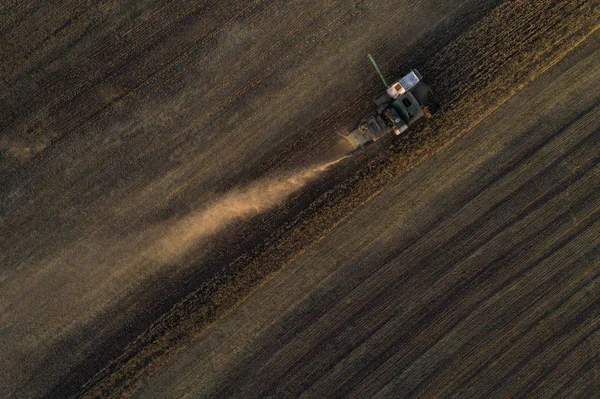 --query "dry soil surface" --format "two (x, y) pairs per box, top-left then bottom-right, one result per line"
(136, 28), (600, 398)
(0, 0), (598, 398)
